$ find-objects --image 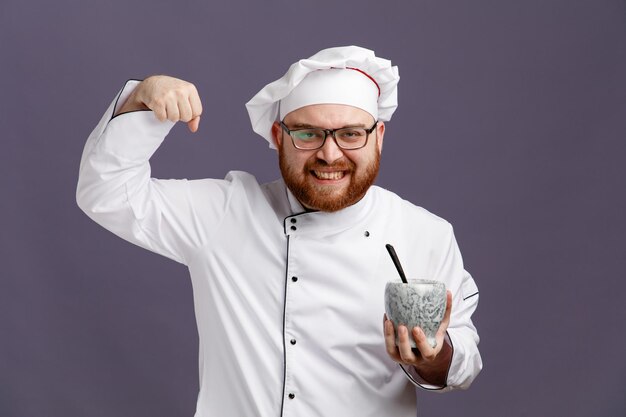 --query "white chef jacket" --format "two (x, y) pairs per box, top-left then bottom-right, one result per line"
(76, 81), (482, 417)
